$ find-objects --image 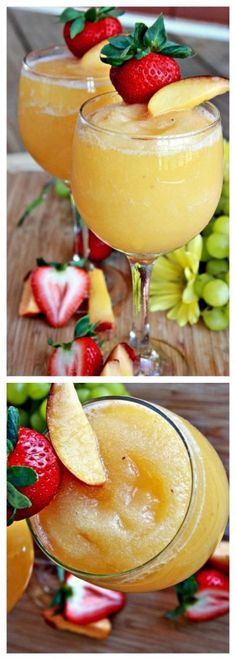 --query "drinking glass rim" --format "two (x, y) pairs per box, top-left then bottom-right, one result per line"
(79, 90), (221, 141)
(28, 395), (195, 581)
(22, 44), (111, 83)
